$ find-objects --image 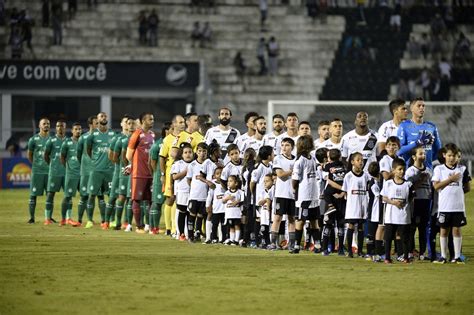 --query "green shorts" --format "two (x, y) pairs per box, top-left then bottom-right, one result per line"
(151, 182), (164, 204)
(126, 176), (132, 199)
(80, 175), (91, 197)
(30, 173), (49, 197)
(64, 176), (80, 198)
(47, 175), (65, 193)
(118, 176), (129, 196)
(109, 172), (120, 199)
(88, 171), (113, 196)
